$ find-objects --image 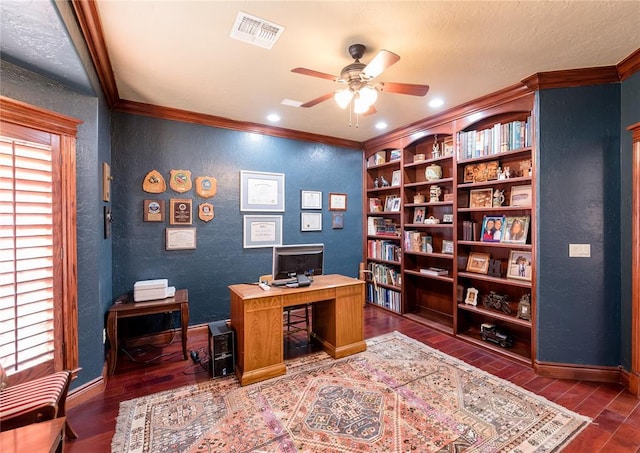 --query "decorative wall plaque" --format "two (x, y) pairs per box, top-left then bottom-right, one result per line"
(142, 170), (166, 193)
(143, 199), (165, 222)
(198, 202), (214, 222)
(169, 198), (192, 225)
(195, 176), (217, 198)
(169, 169), (192, 193)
